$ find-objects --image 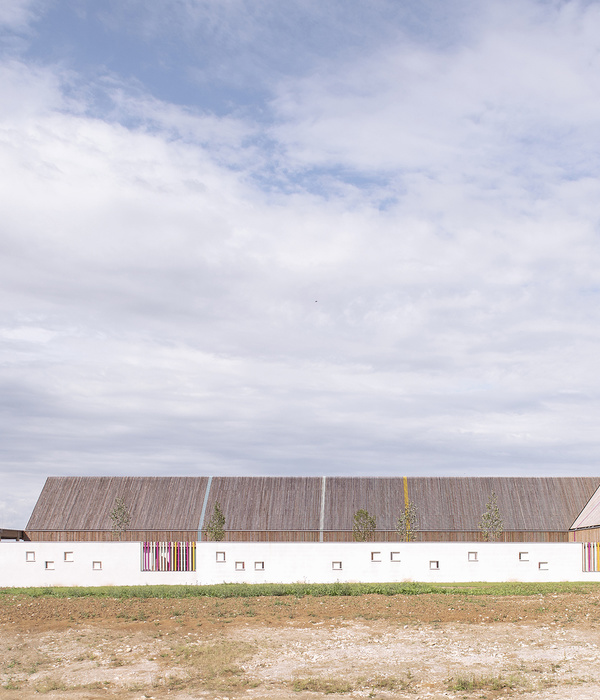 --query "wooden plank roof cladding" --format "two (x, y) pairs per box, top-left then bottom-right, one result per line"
(27, 476), (209, 532)
(205, 477), (322, 531)
(26, 476), (322, 536)
(25, 475), (600, 540)
(324, 477), (404, 531)
(323, 477), (600, 532)
(406, 477), (600, 532)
